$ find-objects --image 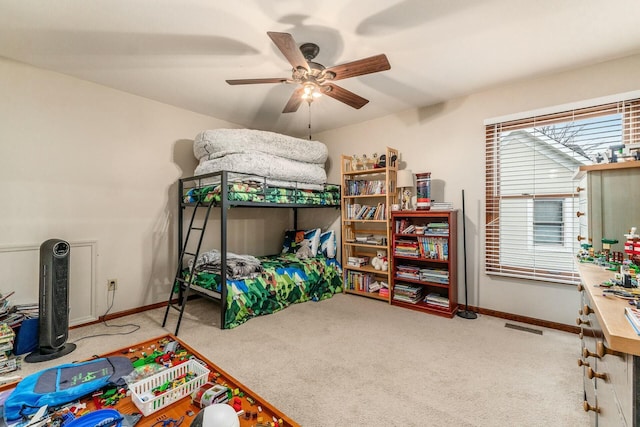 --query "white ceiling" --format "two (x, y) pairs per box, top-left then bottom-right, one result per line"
(2, 0), (640, 136)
